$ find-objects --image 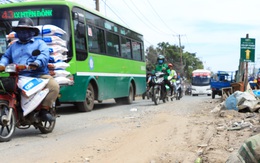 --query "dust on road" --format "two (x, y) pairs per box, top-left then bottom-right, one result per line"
(66, 96), (259, 163)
